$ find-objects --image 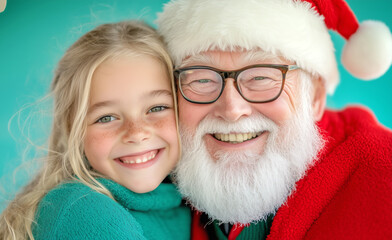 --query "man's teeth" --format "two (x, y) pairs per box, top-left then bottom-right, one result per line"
(214, 132), (262, 143)
(120, 152), (157, 164)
